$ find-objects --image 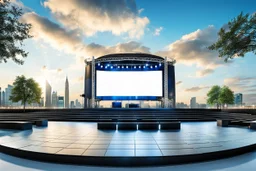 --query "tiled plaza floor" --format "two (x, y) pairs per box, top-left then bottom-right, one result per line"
(0, 122), (256, 157)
